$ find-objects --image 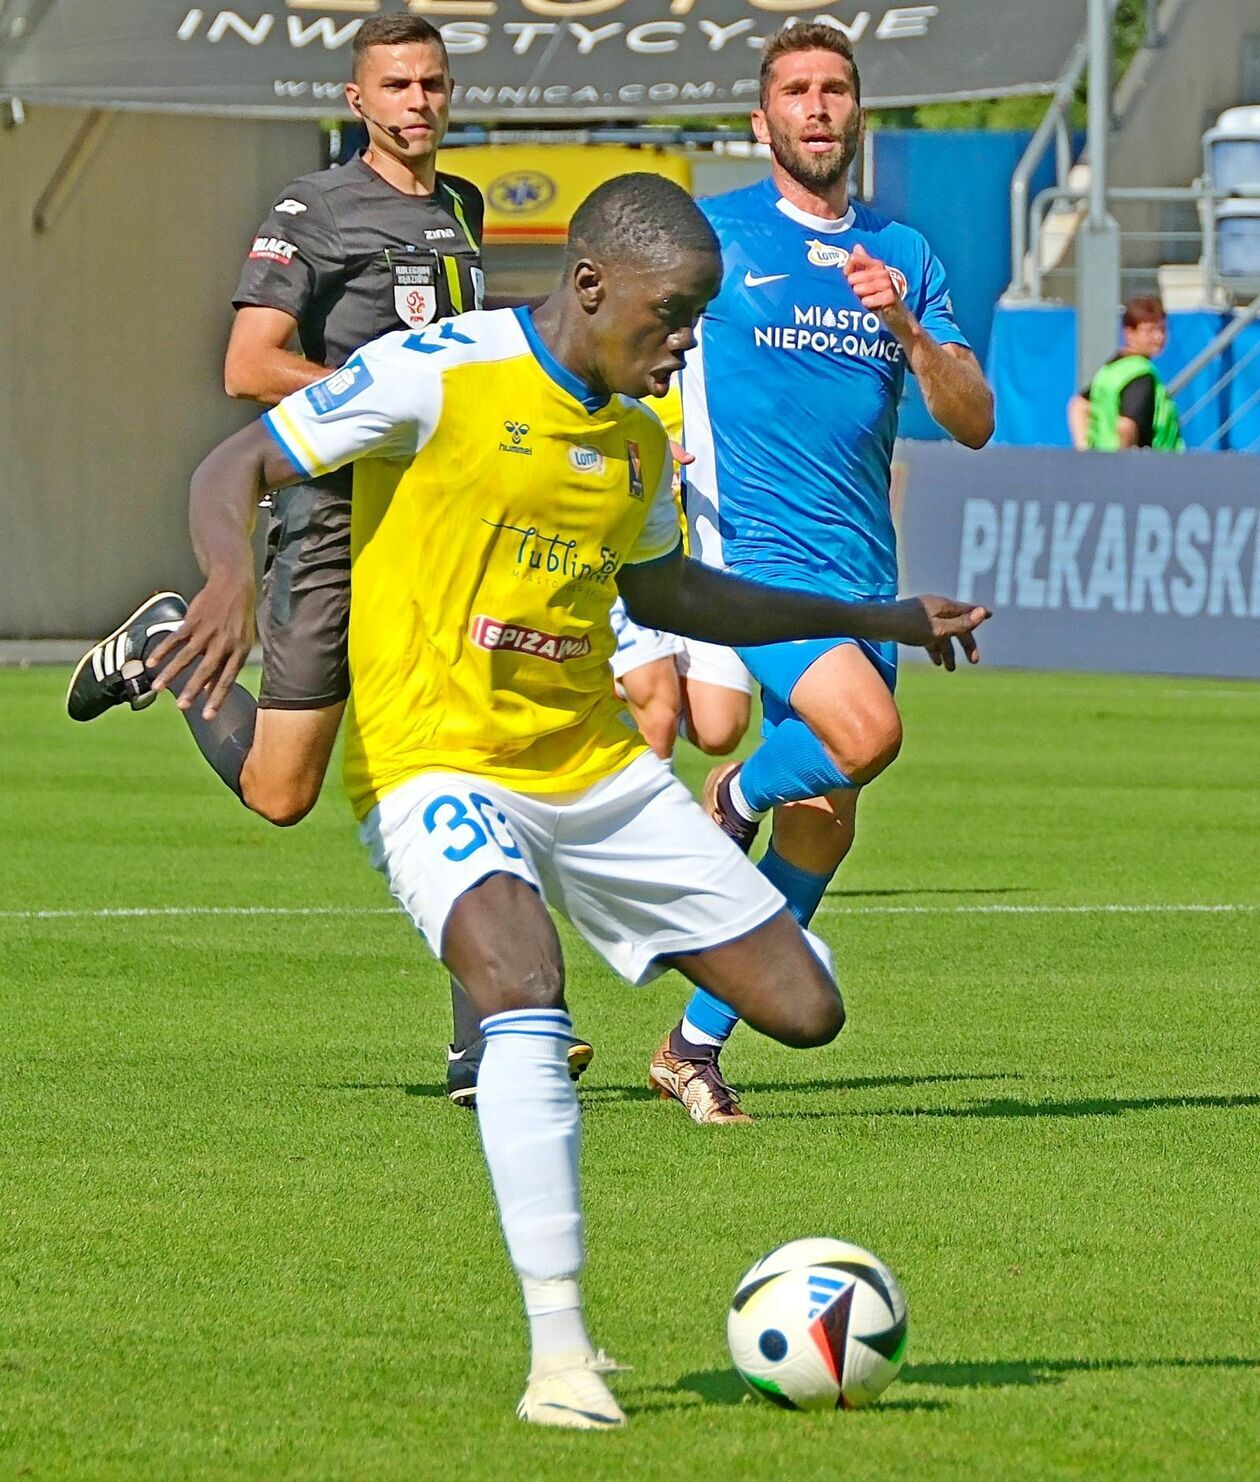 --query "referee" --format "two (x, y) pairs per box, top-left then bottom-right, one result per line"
(226, 10), (482, 825)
